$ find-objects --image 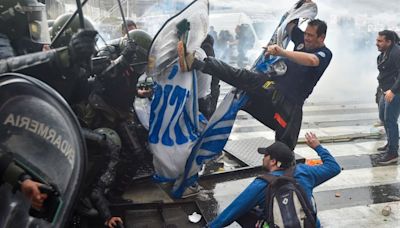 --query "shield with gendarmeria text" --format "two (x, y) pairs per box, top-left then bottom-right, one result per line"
(0, 73), (86, 228)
